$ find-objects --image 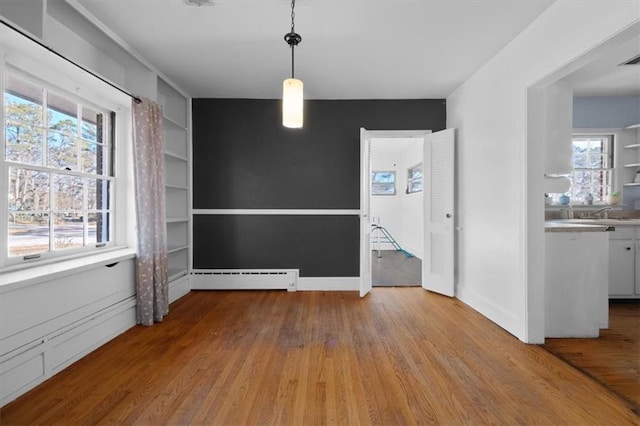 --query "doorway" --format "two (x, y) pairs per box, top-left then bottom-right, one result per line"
(369, 135), (424, 287)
